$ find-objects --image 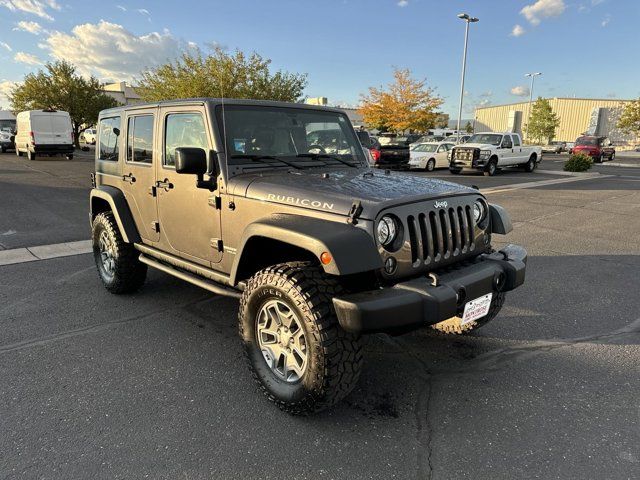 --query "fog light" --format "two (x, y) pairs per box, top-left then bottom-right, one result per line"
(384, 257), (397, 274)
